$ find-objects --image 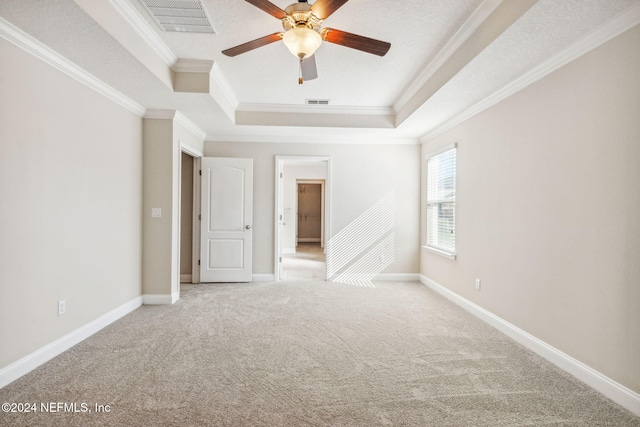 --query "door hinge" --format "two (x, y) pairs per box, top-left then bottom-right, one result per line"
(279, 257), (282, 262)
(199, 169), (202, 176)
(198, 260), (201, 266)
(198, 214), (201, 220)
(280, 172), (283, 178)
